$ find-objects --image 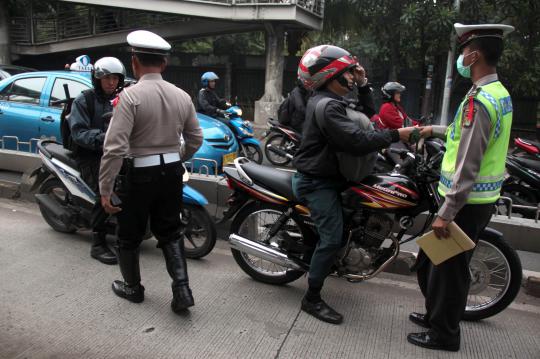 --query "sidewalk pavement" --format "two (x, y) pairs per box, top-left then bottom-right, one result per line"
(1, 199), (540, 359)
